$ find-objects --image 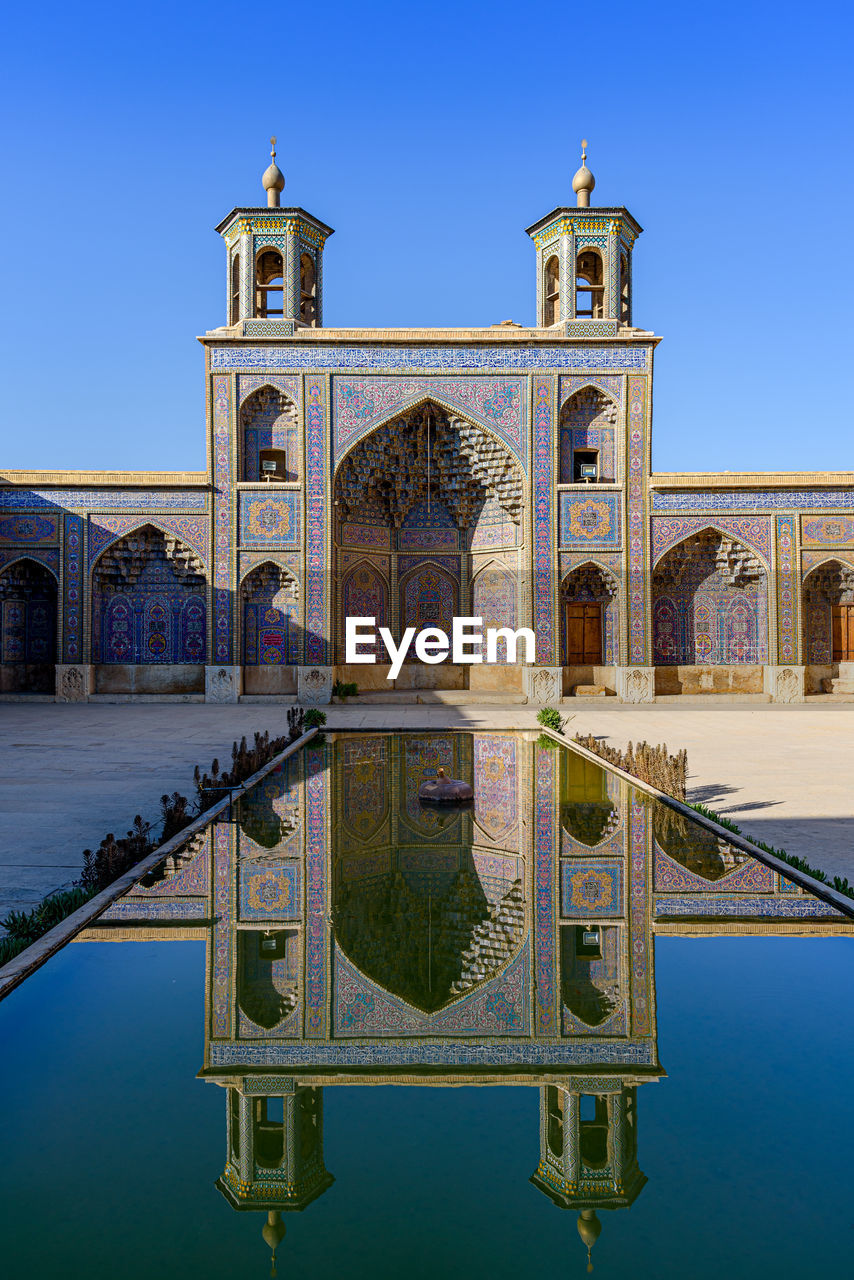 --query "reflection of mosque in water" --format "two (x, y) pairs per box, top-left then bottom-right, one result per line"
(87, 732), (849, 1272)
